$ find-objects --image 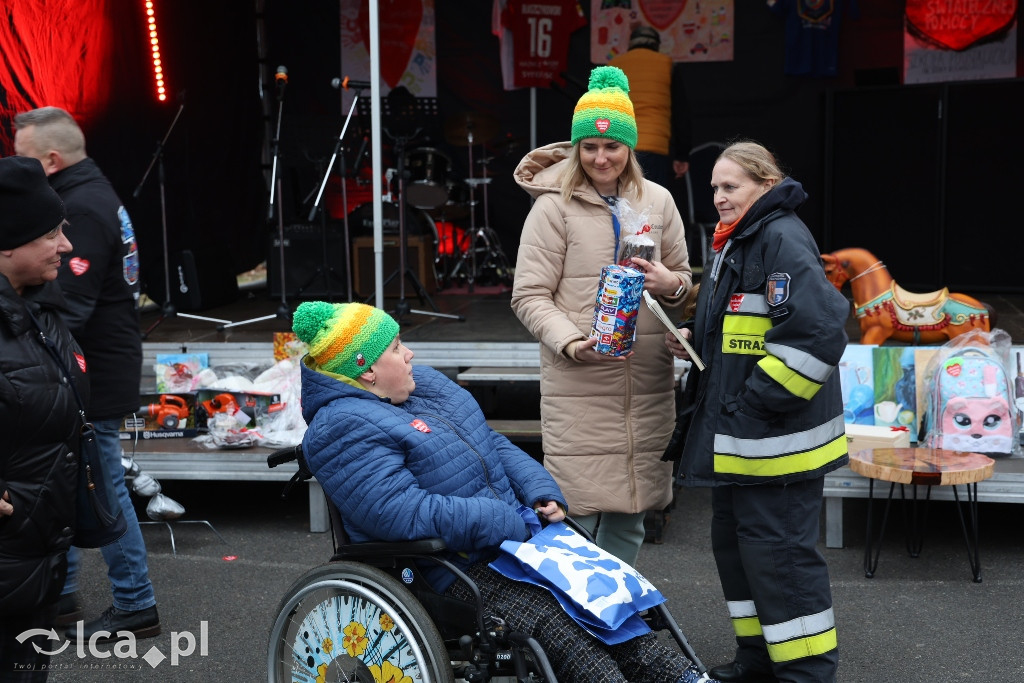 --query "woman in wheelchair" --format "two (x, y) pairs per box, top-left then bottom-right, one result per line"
(288, 301), (712, 683)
